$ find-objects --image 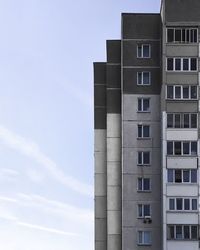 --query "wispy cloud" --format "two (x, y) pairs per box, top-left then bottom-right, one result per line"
(0, 125), (93, 196)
